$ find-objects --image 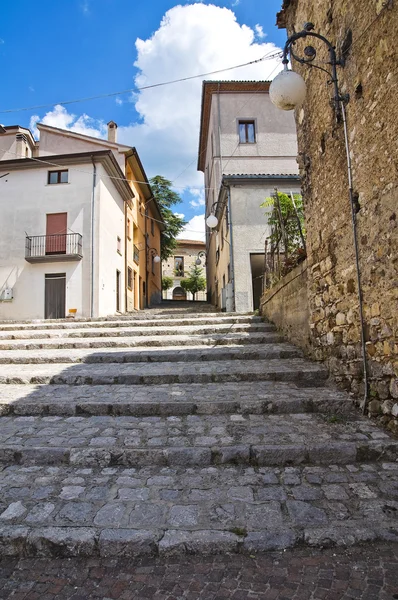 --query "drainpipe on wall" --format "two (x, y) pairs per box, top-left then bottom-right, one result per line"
(225, 185), (235, 312)
(124, 202), (128, 313)
(90, 157), (97, 318)
(145, 204), (149, 308)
